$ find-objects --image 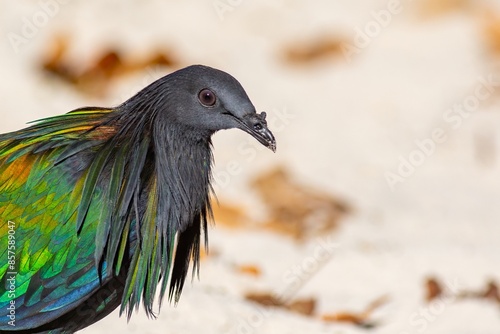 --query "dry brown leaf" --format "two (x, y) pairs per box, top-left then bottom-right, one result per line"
(42, 35), (71, 79)
(283, 36), (347, 65)
(73, 50), (124, 96)
(321, 295), (388, 329)
(457, 279), (500, 304)
(426, 277), (500, 306)
(213, 167), (349, 240)
(482, 281), (500, 303)
(425, 277), (443, 302)
(287, 298), (316, 316)
(251, 166), (350, 240)
(321, 312), (367, 325)
(235, 264), (262, 277)
(245, 292), (281, 307)
(41, 34), (177, 97)
(244, 292), (317, 317)
(212, 201), (250, 229)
